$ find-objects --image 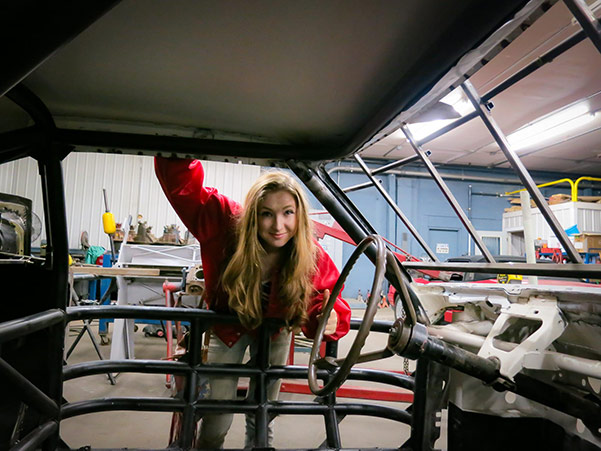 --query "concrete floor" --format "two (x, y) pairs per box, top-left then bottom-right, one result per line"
(61, 305), (442, 449)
